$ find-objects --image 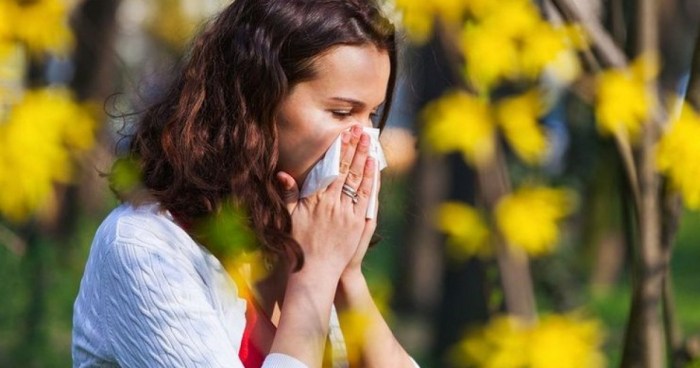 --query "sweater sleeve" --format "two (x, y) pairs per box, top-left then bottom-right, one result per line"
(102, 237), (313, 368)
(103, 240), (246, 368)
